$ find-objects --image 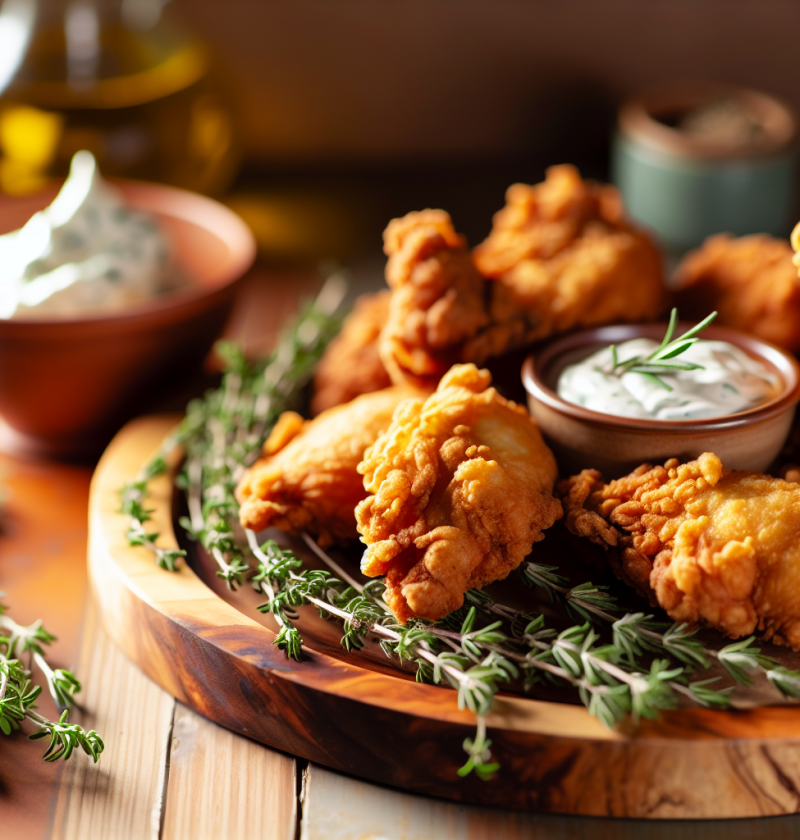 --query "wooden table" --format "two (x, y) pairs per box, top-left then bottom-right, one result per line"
(3, 268), (800, 839)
